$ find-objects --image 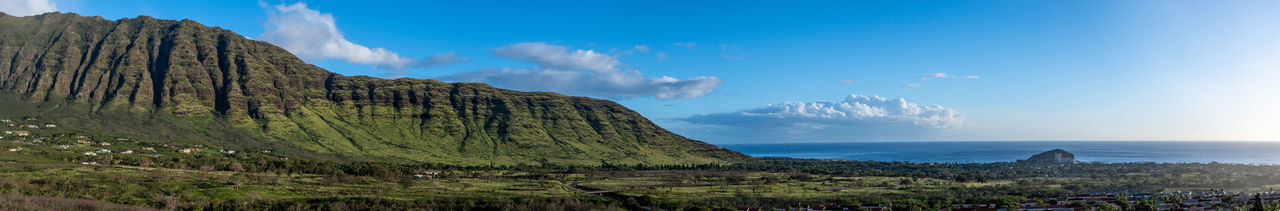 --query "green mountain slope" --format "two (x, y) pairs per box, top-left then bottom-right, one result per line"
(0, 12), (745, 165)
